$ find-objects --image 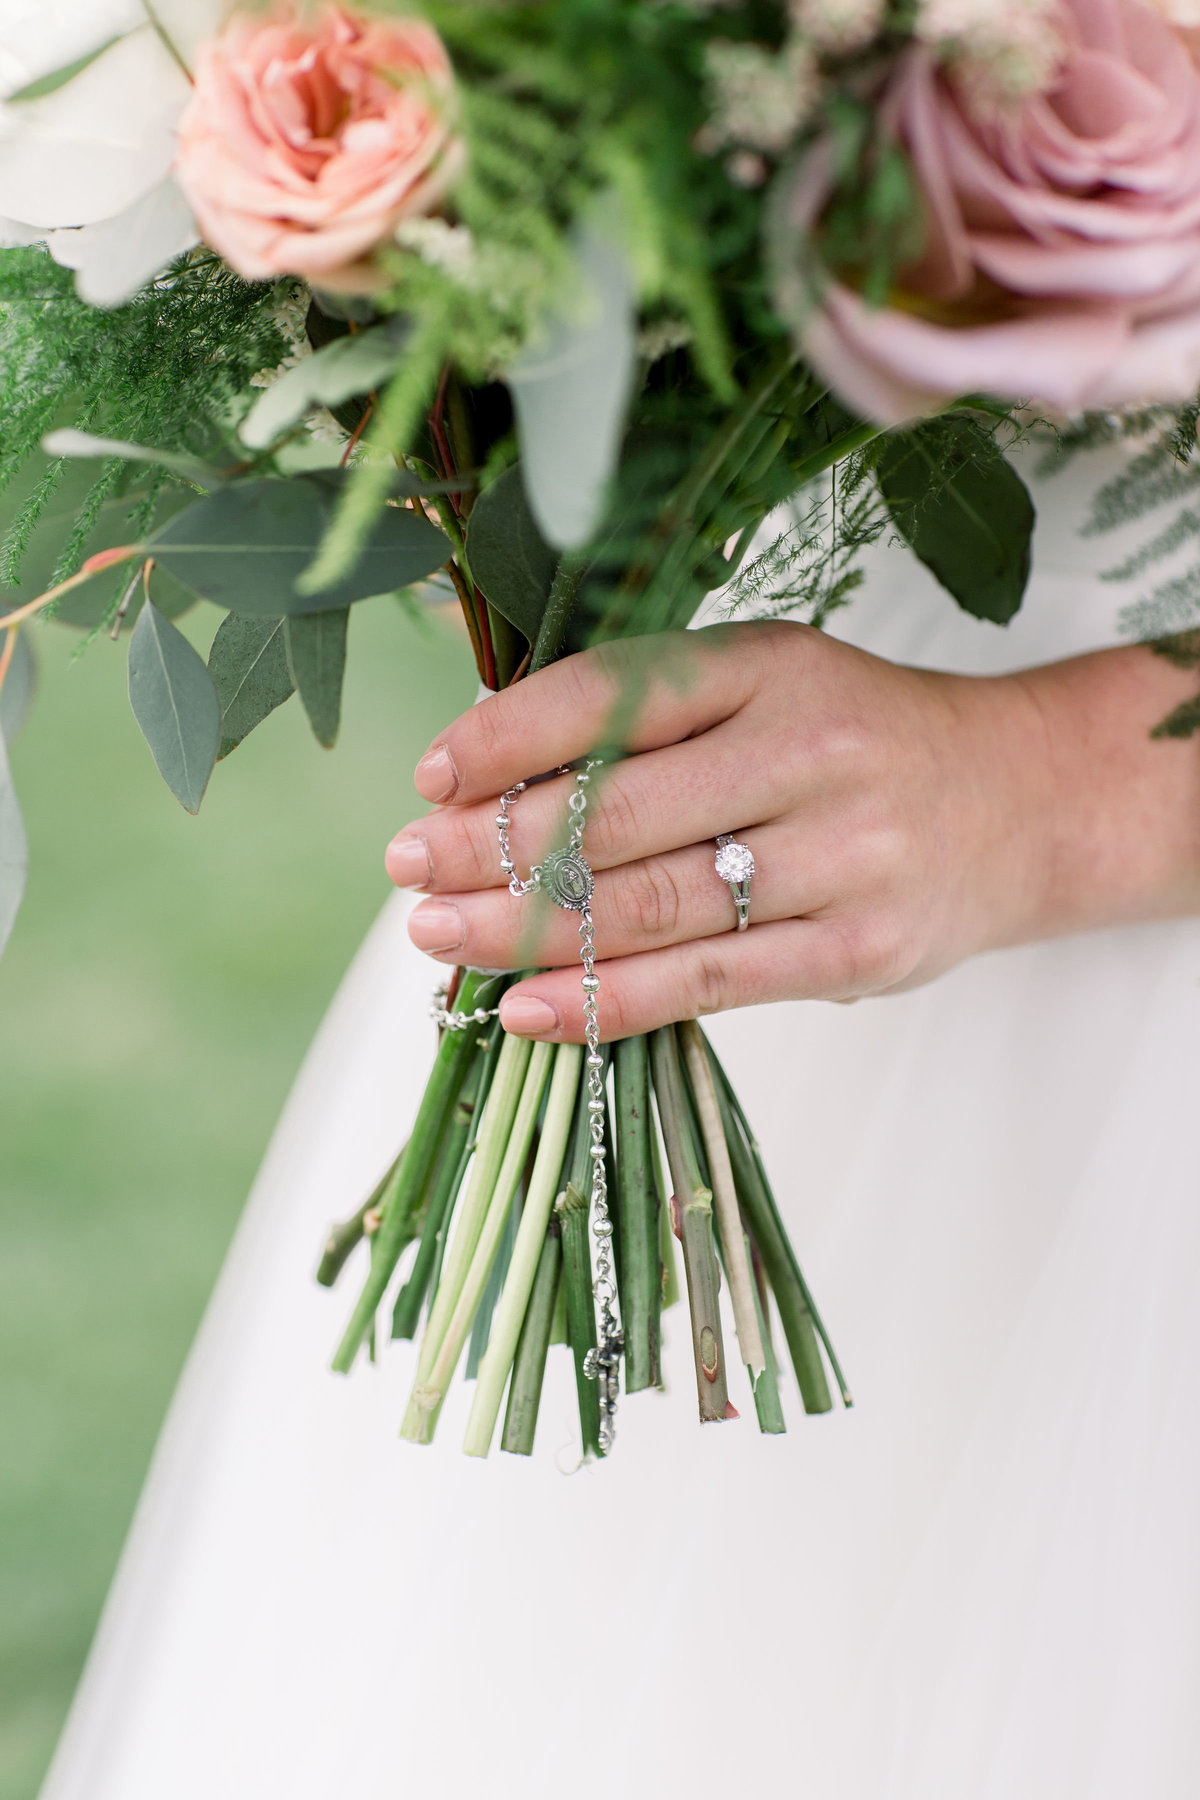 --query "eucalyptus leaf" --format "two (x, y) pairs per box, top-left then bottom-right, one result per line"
(8, 38), (120, 102)
(127, 600), (220, 812)
(505, 214), (636, 550)
(0, 731), (27, 956)
(41, 428), (222, 490)
(207, 613), (294, 759)
(466, 465), (558, 641)
(0, 632), (36, 745)
(285, 609), (348, 748)
(148, 475), (449, 615)
(240, 321), (408, 450)
(876, 416), (1034, 625)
